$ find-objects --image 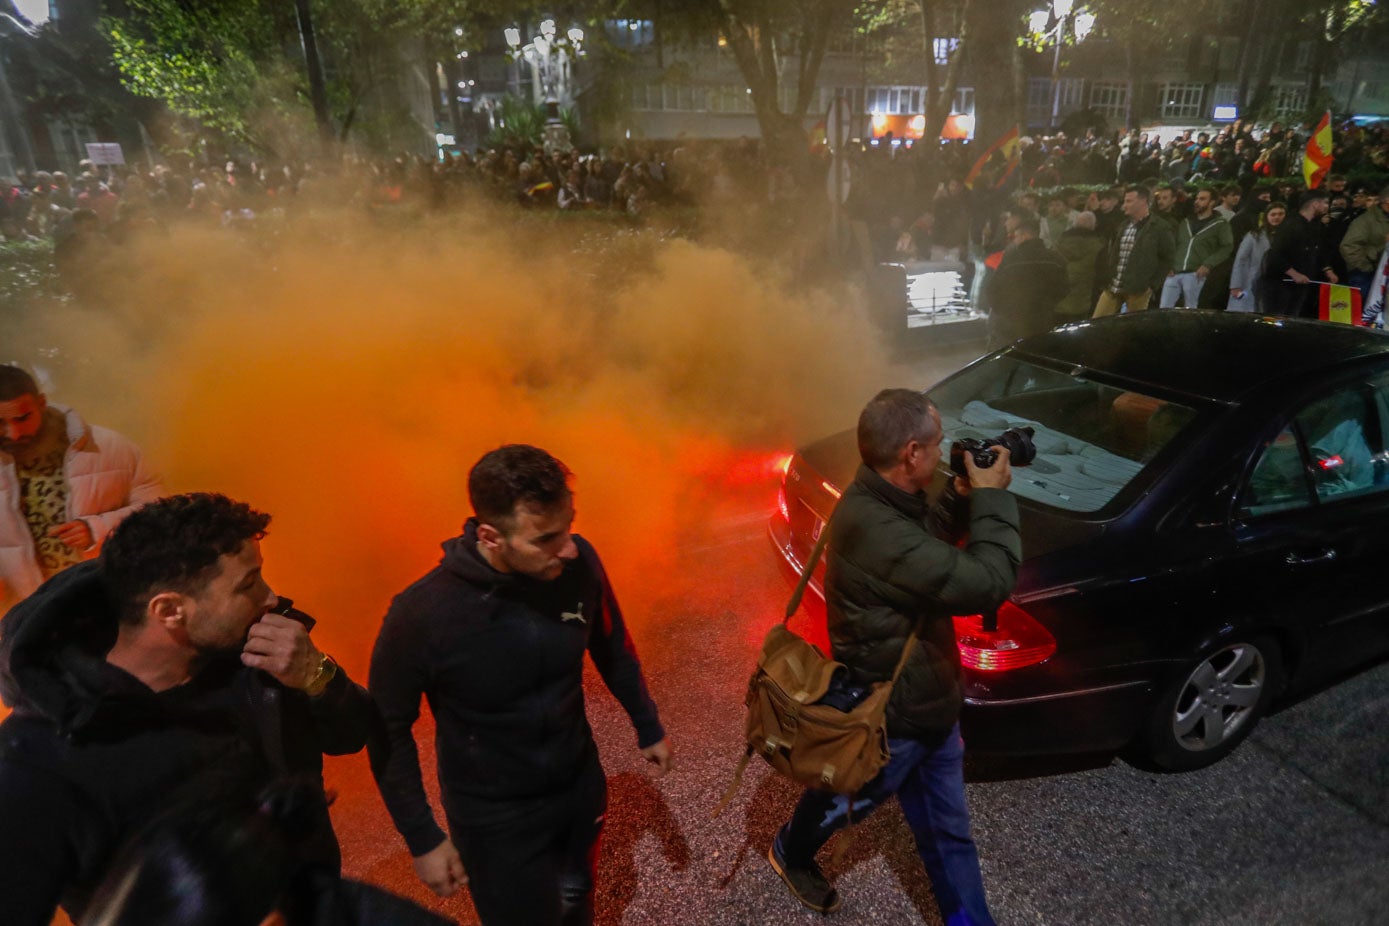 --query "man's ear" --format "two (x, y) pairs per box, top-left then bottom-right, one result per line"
(476, 522), (503, 550)
(147, 591), (186, 630)
(900, 440), (920, 467)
